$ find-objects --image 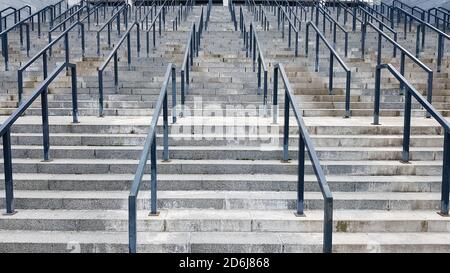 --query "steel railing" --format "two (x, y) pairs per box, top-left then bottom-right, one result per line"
(239, 7), (269, 115)
(51, 4), (81, 28)
(0, 6), (32, 32)
(374, 63), (449, 216)
(128, 63), (176, 253)
(1, 62), (78, 215)
(314, 4), (348, 57)
(273, 63), (334, 253)
(19, 21), (85, 103)
(277, 4), (299, 56)
(97, 21), (141, 117)
(0, 6), (55, 70)
(361, 21), (433, 120)
(305, 21), (351, 118)
(390, 6), (450, 73)
(96, 4), (130, 56)
(144, 3), (167, 56)
(181, 6), (205, 116)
